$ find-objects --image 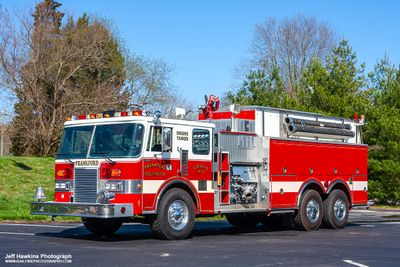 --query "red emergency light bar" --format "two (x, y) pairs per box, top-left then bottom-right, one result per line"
(66, 110), (143, 121)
